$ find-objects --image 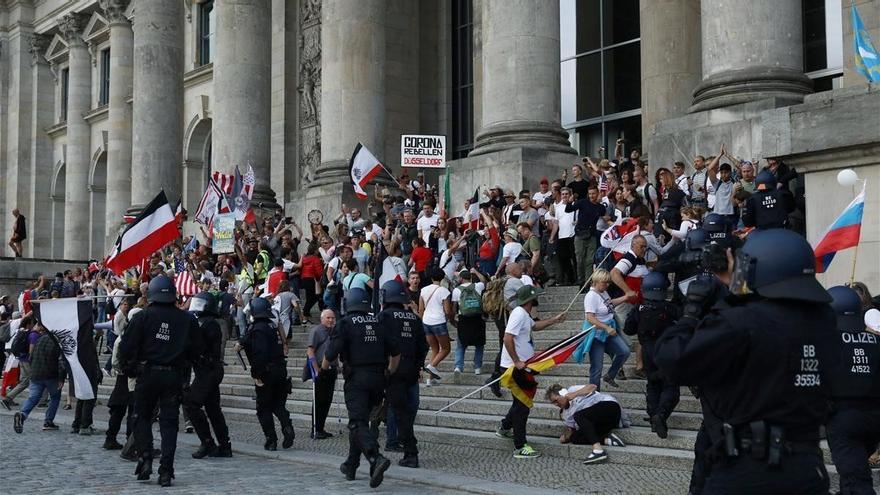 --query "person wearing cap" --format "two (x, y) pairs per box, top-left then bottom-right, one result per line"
(495, 227), (522, 277)
(496, 285), (566, 459)
(655, 229), (839, 494)
(532, 178), (552, 216)
(546, 383), (622, 465)
(501, 190), (519, 227)
(480, 185), (506, 210)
